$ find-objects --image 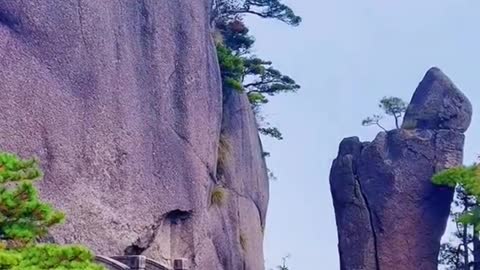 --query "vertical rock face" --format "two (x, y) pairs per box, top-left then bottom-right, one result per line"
(330, 68), (472, 270)
(0, 1), (268, 269)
